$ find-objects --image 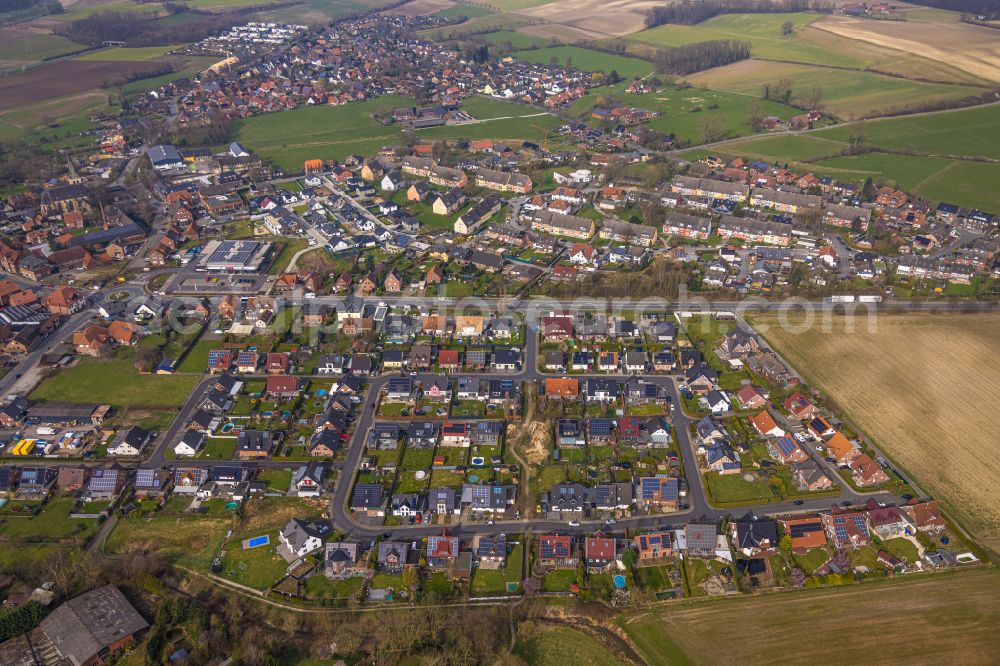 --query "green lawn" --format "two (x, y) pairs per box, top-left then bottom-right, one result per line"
(635, 564), (675, 592)
(176, 339), (216, 373)
(512, 46), (654, 78)
(268, 238), (311, 275)
(849, 545), (880, 570)
(197, 437), (237, 460)
(394, 470), (430, 494)
(703, 472), (776, 505)
(791, 547), (830, 575)
(470, 543), (523, 594)
(429, 469), (466, 489)
(0, 499), (99, 542)
(304, 574), (364, 600)
(540, 568), (577, 592)
(401, 447), (435, 471)
(881, 537), (920, 564)
(451, 399), (486, 417)
(30, 354), (201, 408)
(257, 468), (293, 491)
(219, 529), (288, 590)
